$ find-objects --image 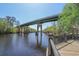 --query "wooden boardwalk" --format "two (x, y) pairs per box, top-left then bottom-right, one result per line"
(56, 40), (79, 56)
